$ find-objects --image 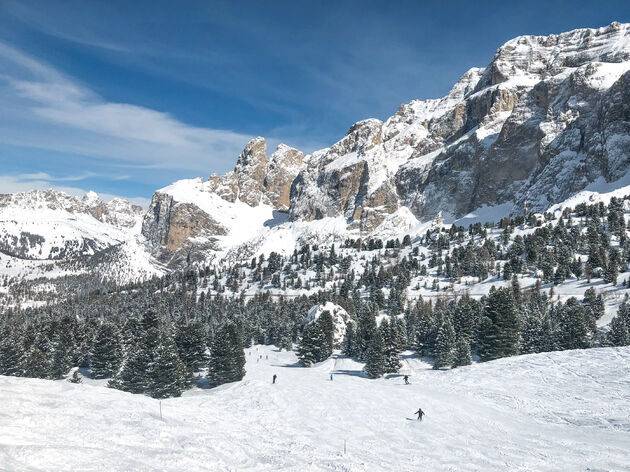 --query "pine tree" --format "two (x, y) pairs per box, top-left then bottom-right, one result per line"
(433, 318), (456, 369)
(477, 287), (520, 361)
(208, 324), (246, 386)
(318, 311), (335, 360)
(110, 341), (152, 394)
(381, 319), (402, 373)
(152, 335), (187, 398)
(355, 306), (378, 360)
(608, 314), (629, 347)
(297, 323), (318, 366)
(174, 321), (208, 376)
(553, 298), (593, 350)
(452, 337), (472, 367)
(22, 347), (50, 379)
(0, 329), (24, 376)
(90, 323), (123, 379)
(364, 329), (385, 379)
